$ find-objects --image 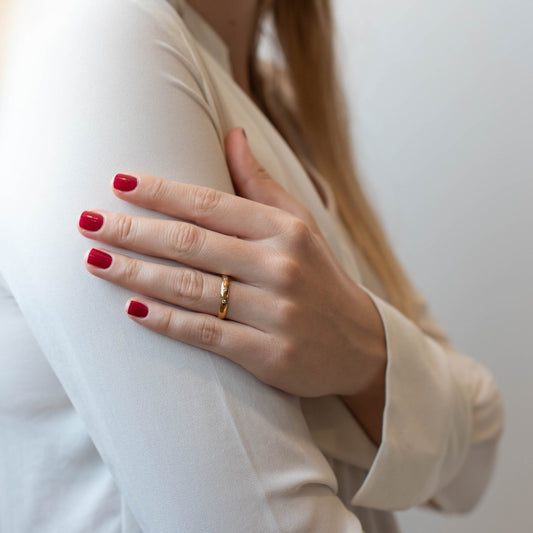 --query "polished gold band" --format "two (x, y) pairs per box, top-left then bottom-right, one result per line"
(217, 274), (230, 319)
